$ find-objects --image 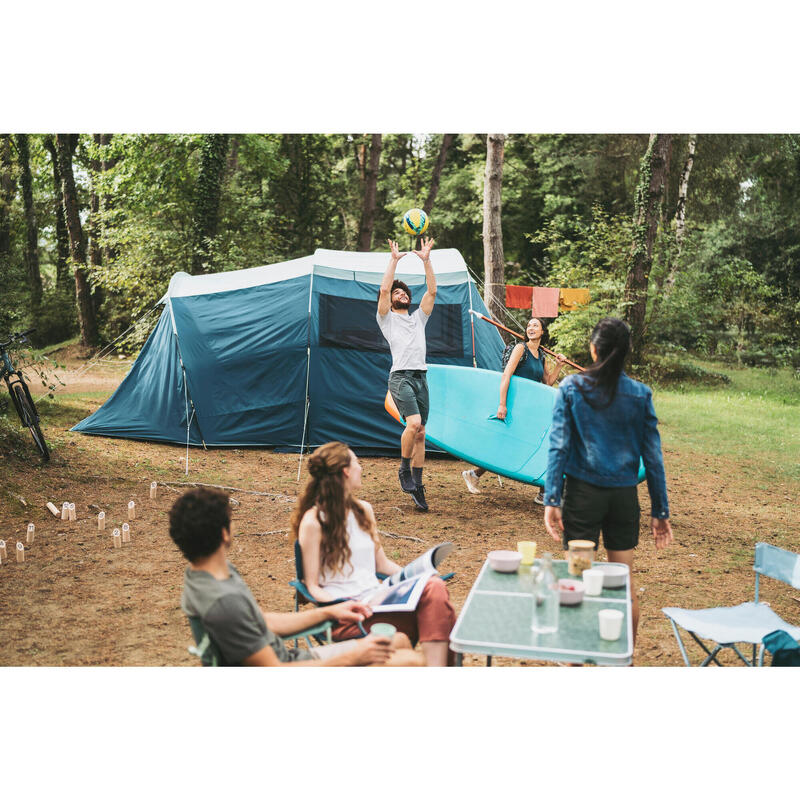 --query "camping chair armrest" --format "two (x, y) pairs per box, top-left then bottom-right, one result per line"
(281, 619), (333, 644)
(289, 579), (344, 607)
